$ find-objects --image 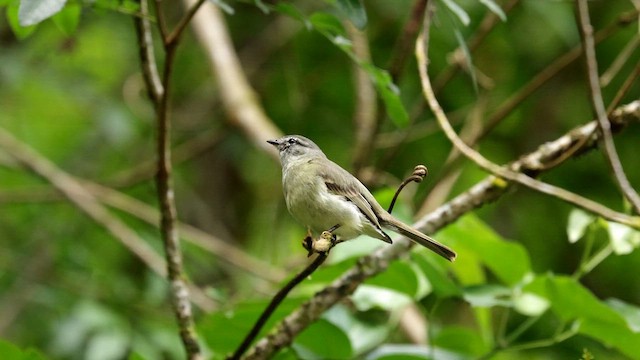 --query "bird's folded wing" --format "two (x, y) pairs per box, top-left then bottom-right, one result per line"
(323, 178), (383, 229)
